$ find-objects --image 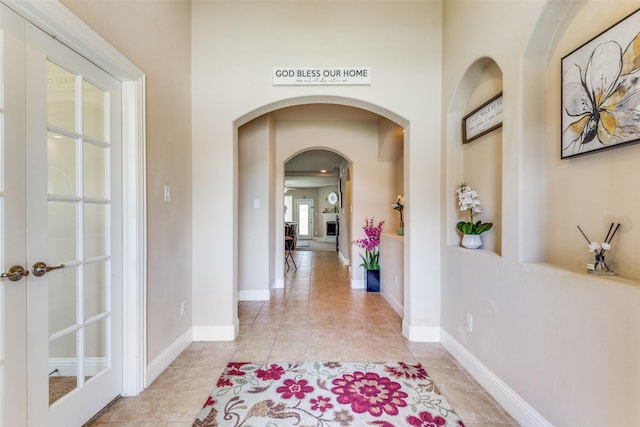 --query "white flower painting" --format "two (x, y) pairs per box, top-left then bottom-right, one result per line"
(562, 10), (640, 158)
